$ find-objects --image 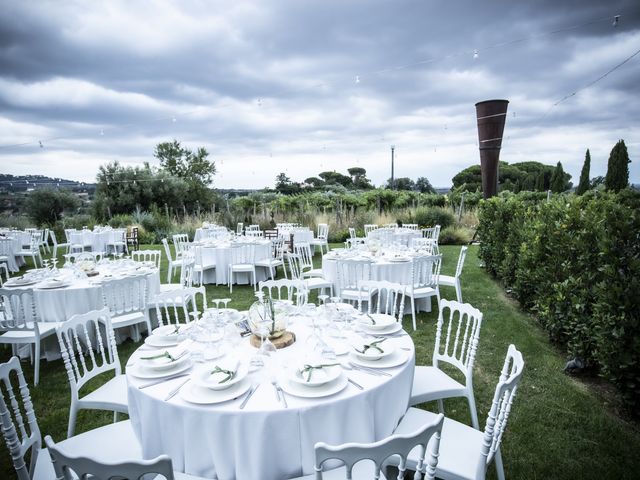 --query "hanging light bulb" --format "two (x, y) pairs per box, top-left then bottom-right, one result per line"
(257, 98), (262, 107)
(613, 15), (620, 27)
(172, 117), (177, 123)
(473, 49), (479, 59)
(355, 75), (360, 84)
(100, 129), (104, 136)
(39, 140), (43, 148)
